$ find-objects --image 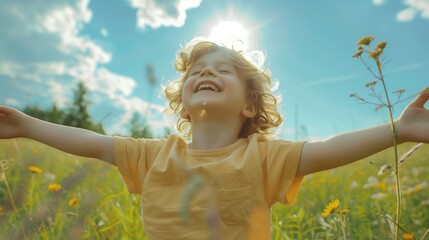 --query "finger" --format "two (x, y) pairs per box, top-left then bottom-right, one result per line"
(0, 105), (16, 115)
(409, 87), (429, 108)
